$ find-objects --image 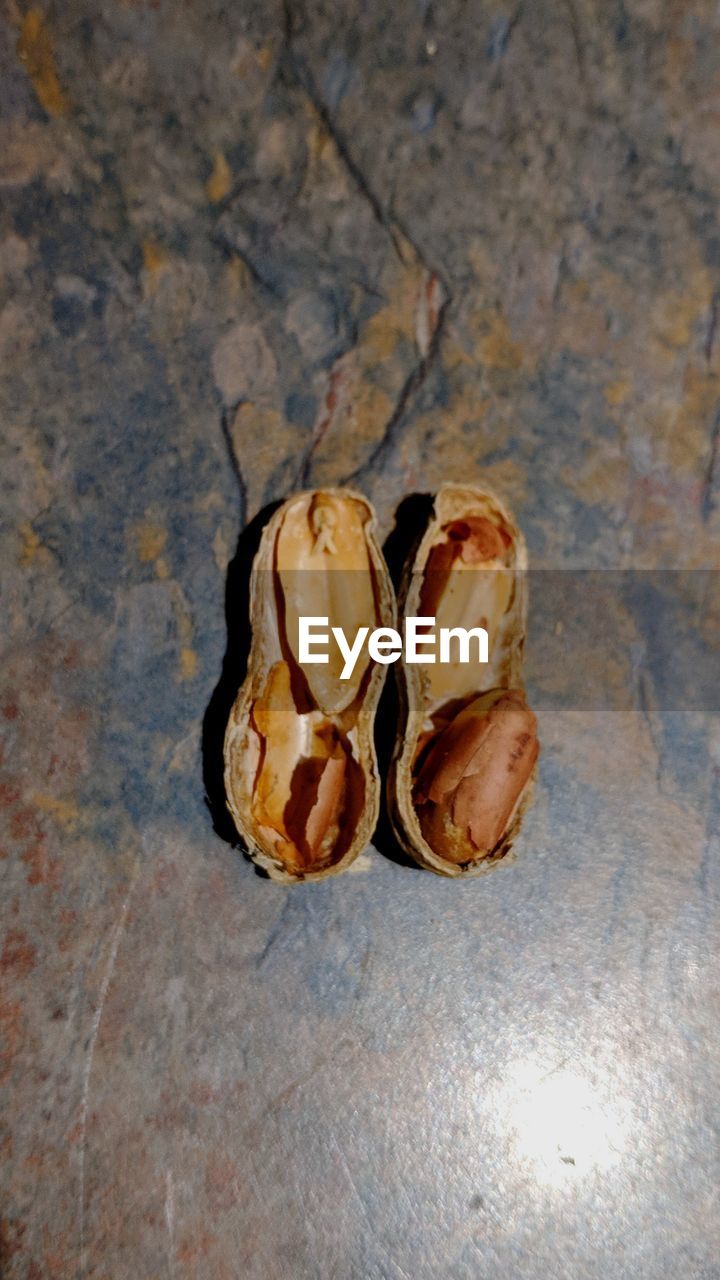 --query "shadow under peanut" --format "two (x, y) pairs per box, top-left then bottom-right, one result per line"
(202, 500), (282, 860)
(372, 492), (435, 870)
